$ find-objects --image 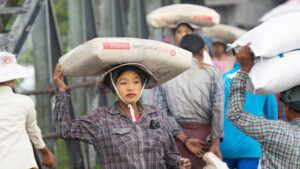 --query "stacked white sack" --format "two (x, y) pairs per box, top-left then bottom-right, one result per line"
(230, 12), (300, 57)
(246, 50), (300, 95)
(260, 0), (300, 22)
(59, 38), (192, 87)
(147, 4), (220, 28)
(203, 24), (247, 43)
(203, 152), (229, 169)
